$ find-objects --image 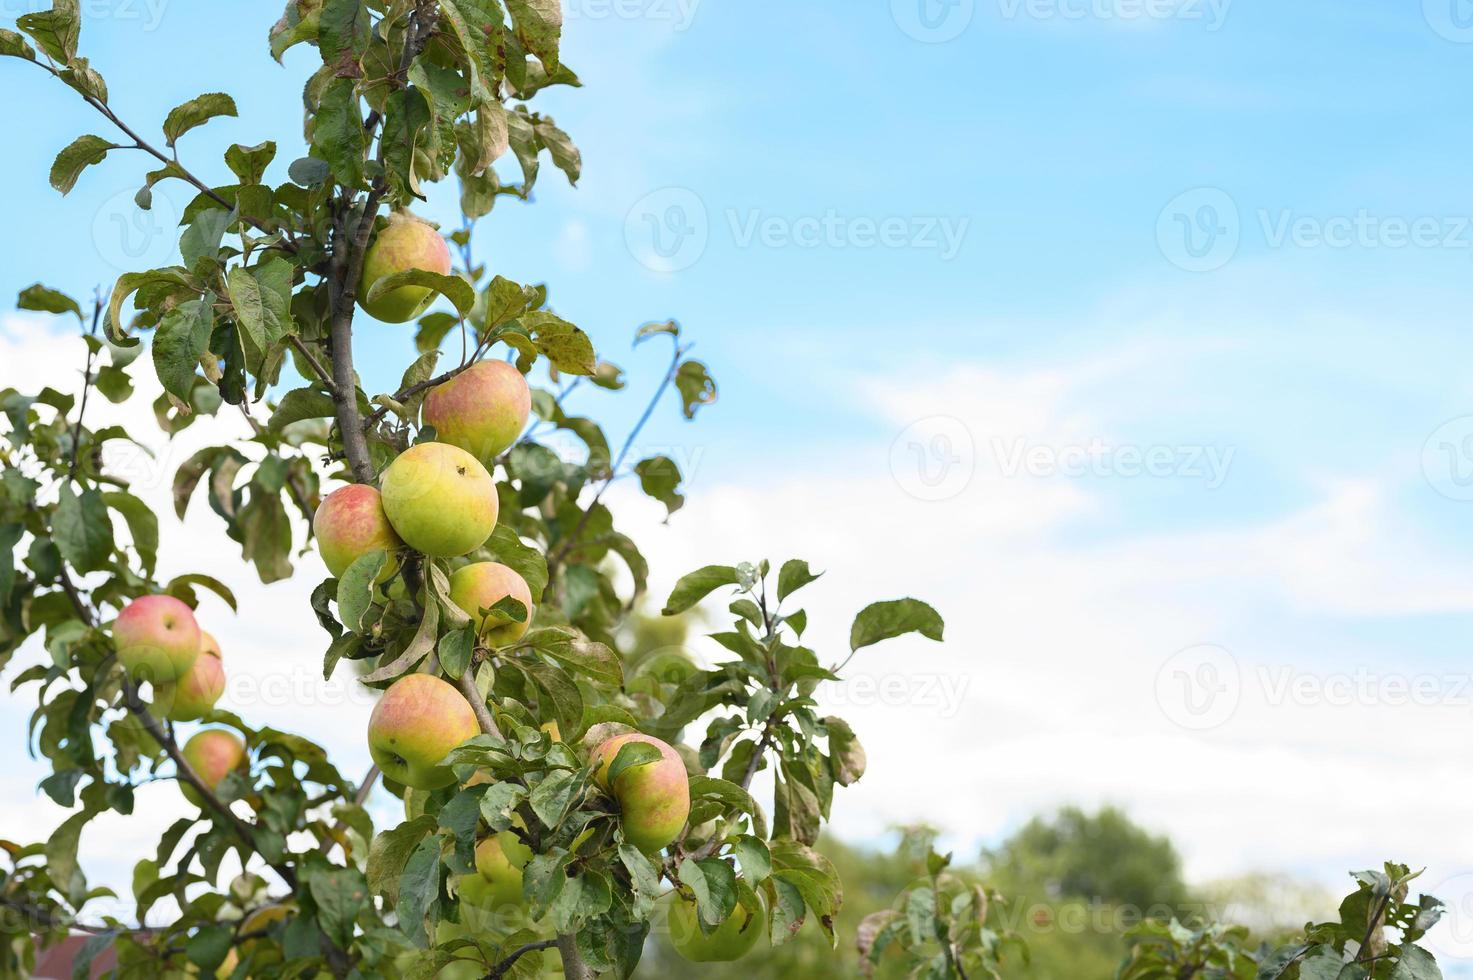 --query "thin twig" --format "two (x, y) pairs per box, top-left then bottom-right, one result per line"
(484, 938), (557, 979)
